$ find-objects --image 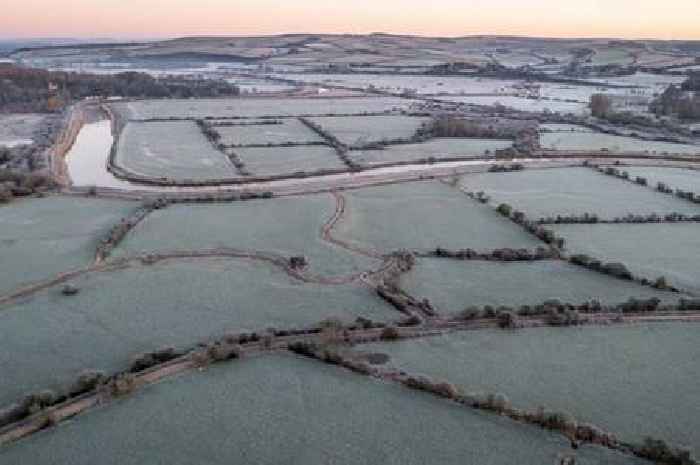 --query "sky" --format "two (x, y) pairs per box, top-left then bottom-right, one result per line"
(2, 0), (700, 40)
